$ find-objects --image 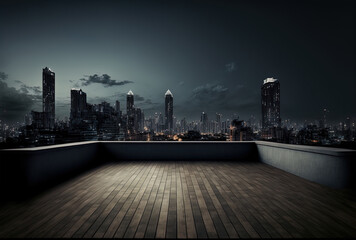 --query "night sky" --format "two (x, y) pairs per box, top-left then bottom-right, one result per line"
(0, 0), (354, 123)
